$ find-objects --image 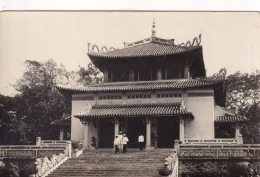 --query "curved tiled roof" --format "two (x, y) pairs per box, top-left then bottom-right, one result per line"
(74, 103), (193, 119)
(57, 78), (224, 93)
(215, 116), (248, 123)
(88, 42), (201, 59)
(50, 116), (71, 126)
